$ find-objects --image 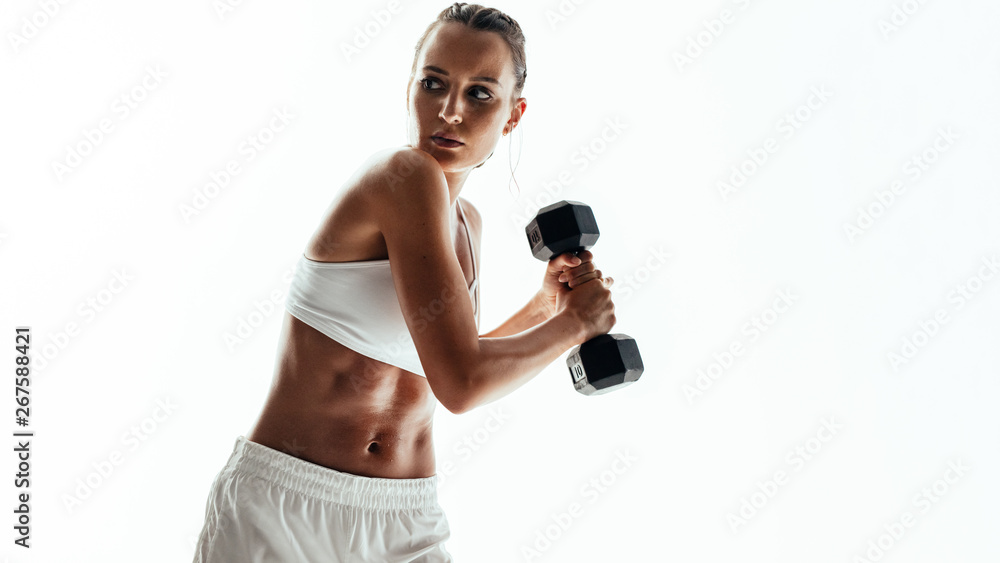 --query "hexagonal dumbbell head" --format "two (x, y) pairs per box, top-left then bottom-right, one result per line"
(566, 334), (644, 395)
(525, 200), (600, 261)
